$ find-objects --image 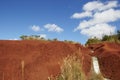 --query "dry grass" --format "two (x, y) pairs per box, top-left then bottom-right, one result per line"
(21, 60), (25, 80)
(48, 55), (106, 80)
(89, 71), (104, 80)
(48, 55), (86, 80)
